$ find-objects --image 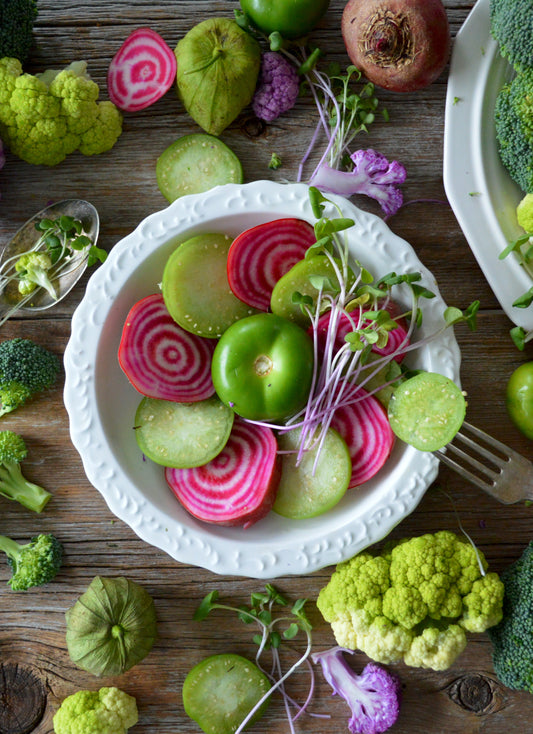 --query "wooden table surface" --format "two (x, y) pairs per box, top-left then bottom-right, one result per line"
(2, 1), (533, 732)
